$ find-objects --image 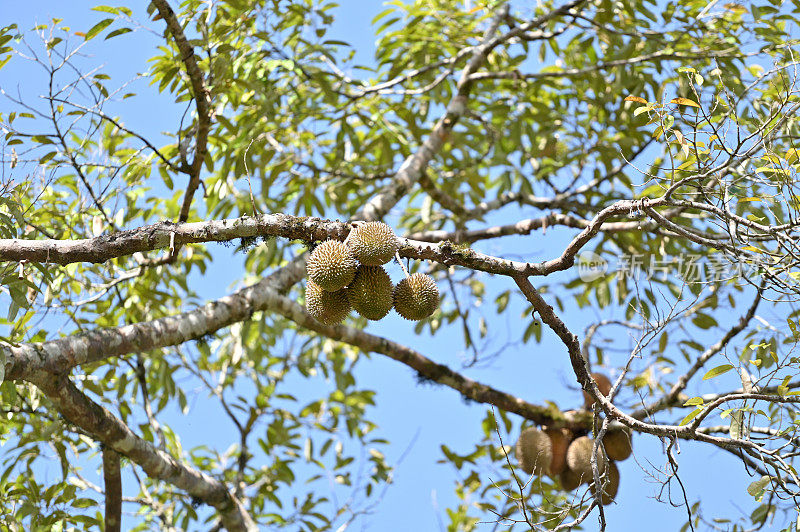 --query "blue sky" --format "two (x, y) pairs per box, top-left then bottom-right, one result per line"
(1, 1), (766, 530)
